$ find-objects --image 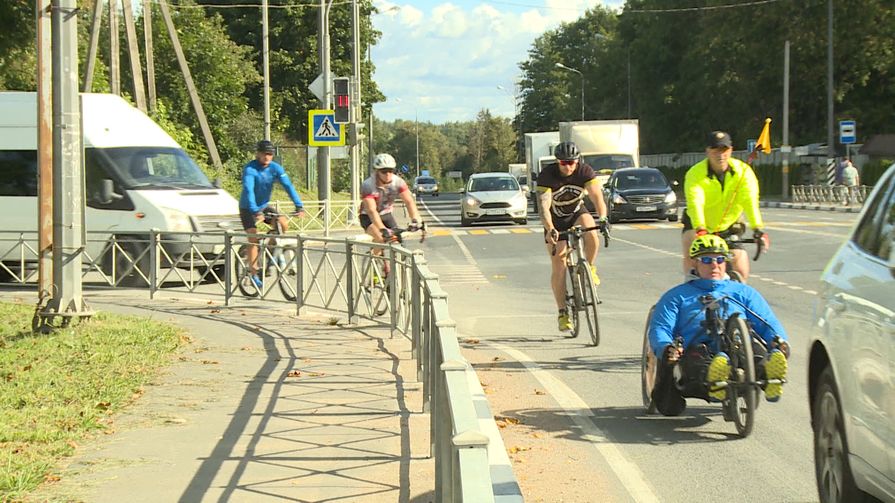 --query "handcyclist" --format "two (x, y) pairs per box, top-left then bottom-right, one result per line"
(648, 234), (789, 416)
(239, 140), (305, 288)
(537, 141), (609, 333)
(681, 131), (770, 281)
(359, 153), (424, 275)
